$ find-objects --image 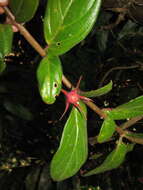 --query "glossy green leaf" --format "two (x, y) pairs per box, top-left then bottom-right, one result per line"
(0, 24), (13, 56)
(81, 81), (112, 98)
(107, 95), (143, 120)
(97, 117), (116, 143)
(44, 0), (101, 55)
(4, 101), (33, 121)
(9, 0), (39, 22)
(37, 55), (63, 104)
(50, 102), (87, 181)
(0, 24), (13, 73)
(84, 141), (134, 176)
